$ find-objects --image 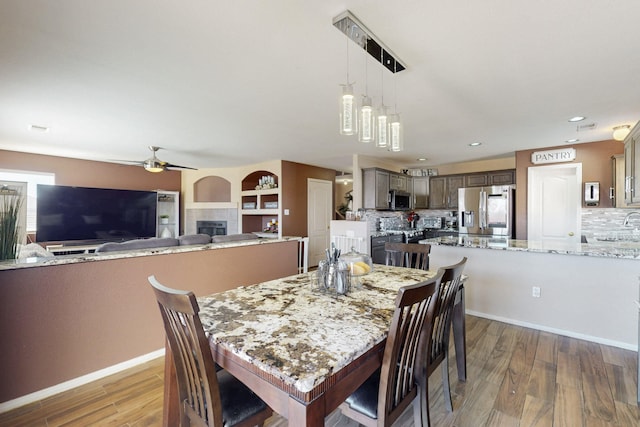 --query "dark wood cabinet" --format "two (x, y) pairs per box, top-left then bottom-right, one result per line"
(489, 170), (515, 185)
(412, 177), (429, 209)
(363, 168), (390, 209)
(429, 175), (464, 209)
